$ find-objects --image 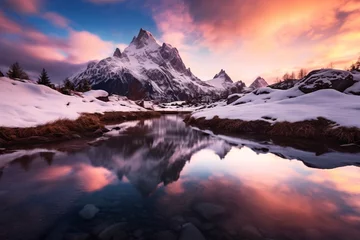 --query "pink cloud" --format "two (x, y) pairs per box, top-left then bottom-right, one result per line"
(66, 30), (119, 63)
(43, 12), (69, 28)
(6, 0), (42, 14)
(152, 0), (360, 84)
(0, 11), (21, 33)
